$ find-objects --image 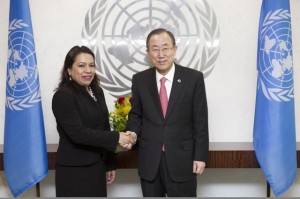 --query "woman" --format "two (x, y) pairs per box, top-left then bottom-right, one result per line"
(52, 46), (134, 197)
